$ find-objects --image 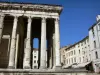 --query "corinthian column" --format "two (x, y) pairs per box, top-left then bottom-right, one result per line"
(40, 17), (47, 69)
(23, 16), (32, 69)
(8, 16), (18, 68)
(54, 18), (61, 69)
(0, 15), (5, 43)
